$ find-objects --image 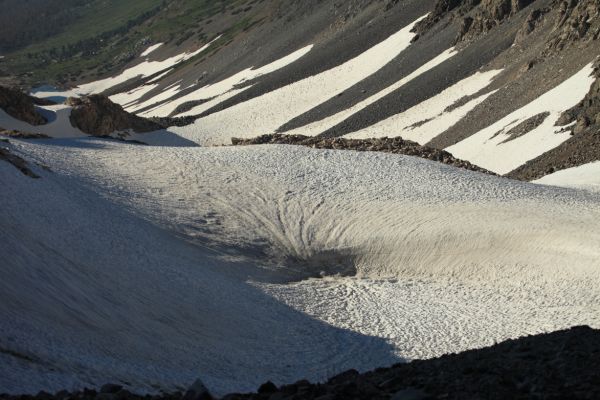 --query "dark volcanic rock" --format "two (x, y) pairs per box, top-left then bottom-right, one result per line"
(231, 134), (495, 175)
(454, 0), (536, 43)
(412, 0), (535, 42)
(412, 0), (479, 40)
(182, 379), (212, 400)
(99, 385), (123, 395)
(67, 95), (164, 136)
(497, 111), (550, 143)
(556, 60), (600, 134)
(0, 86), (48, 126)
(544, 0), (600, 54)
